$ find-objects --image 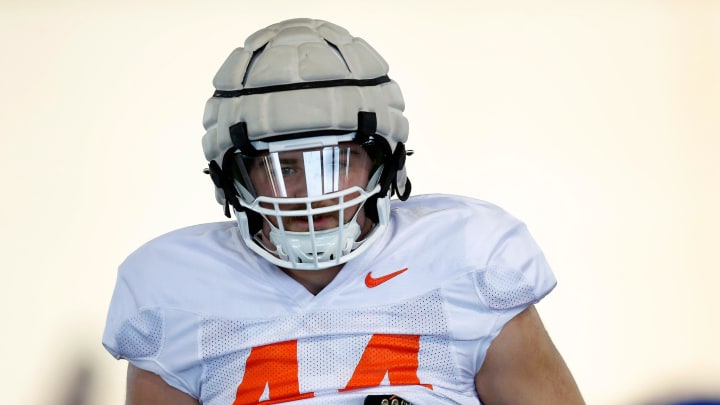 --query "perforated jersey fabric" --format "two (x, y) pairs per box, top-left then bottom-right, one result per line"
(102, 194), (557, 404)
